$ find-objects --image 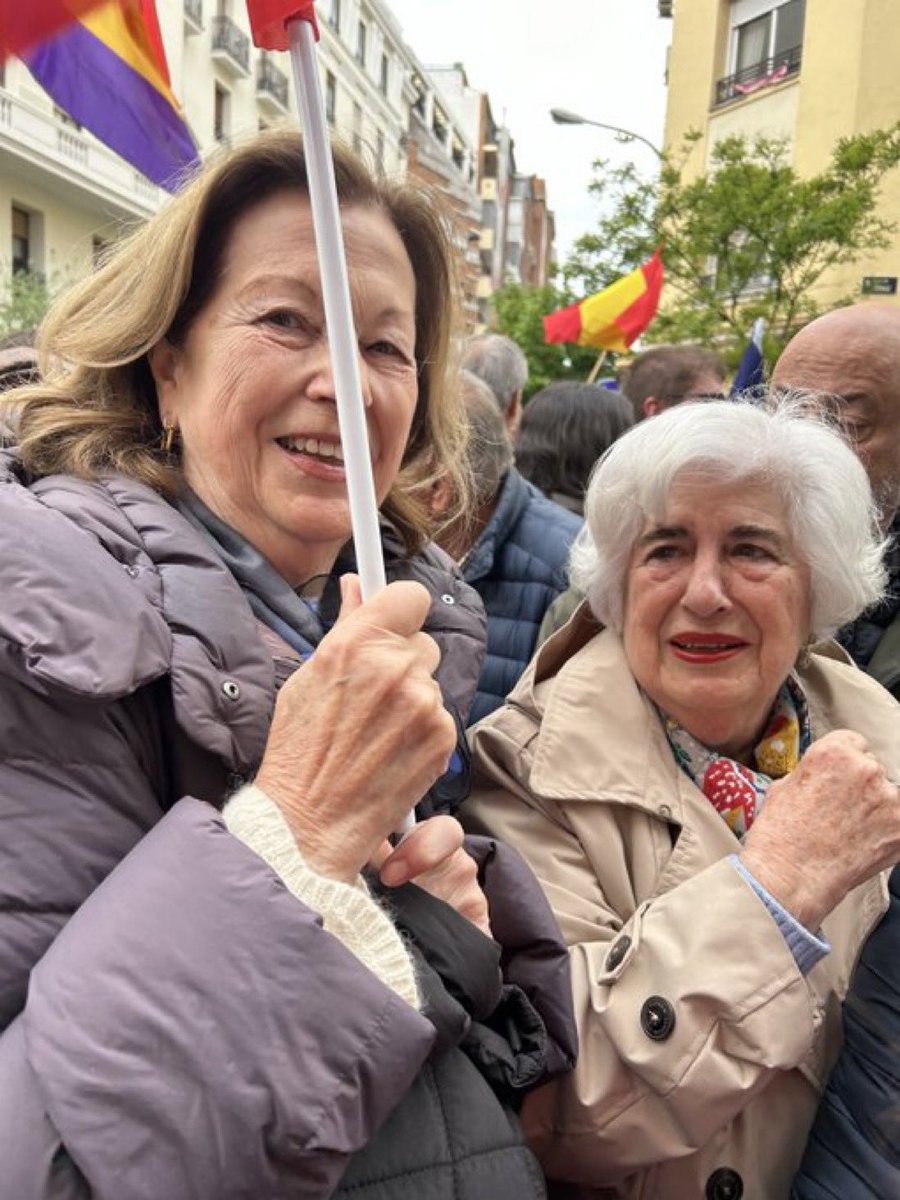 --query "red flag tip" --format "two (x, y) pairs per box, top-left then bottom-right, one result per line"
(245, 0), (318, 50)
